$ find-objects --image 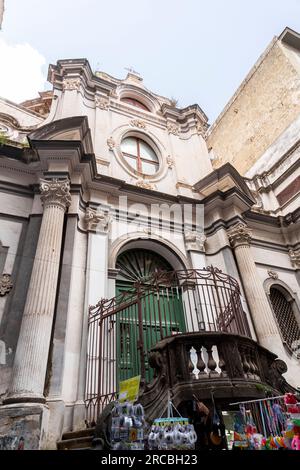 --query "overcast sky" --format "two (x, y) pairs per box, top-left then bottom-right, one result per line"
(1, 0), (300, 122)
